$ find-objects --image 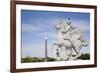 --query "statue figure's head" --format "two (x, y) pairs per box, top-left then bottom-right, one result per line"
(55, 20), (71, 33)
(55, 18), (72, 33)
(67, 18), (71, 25)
